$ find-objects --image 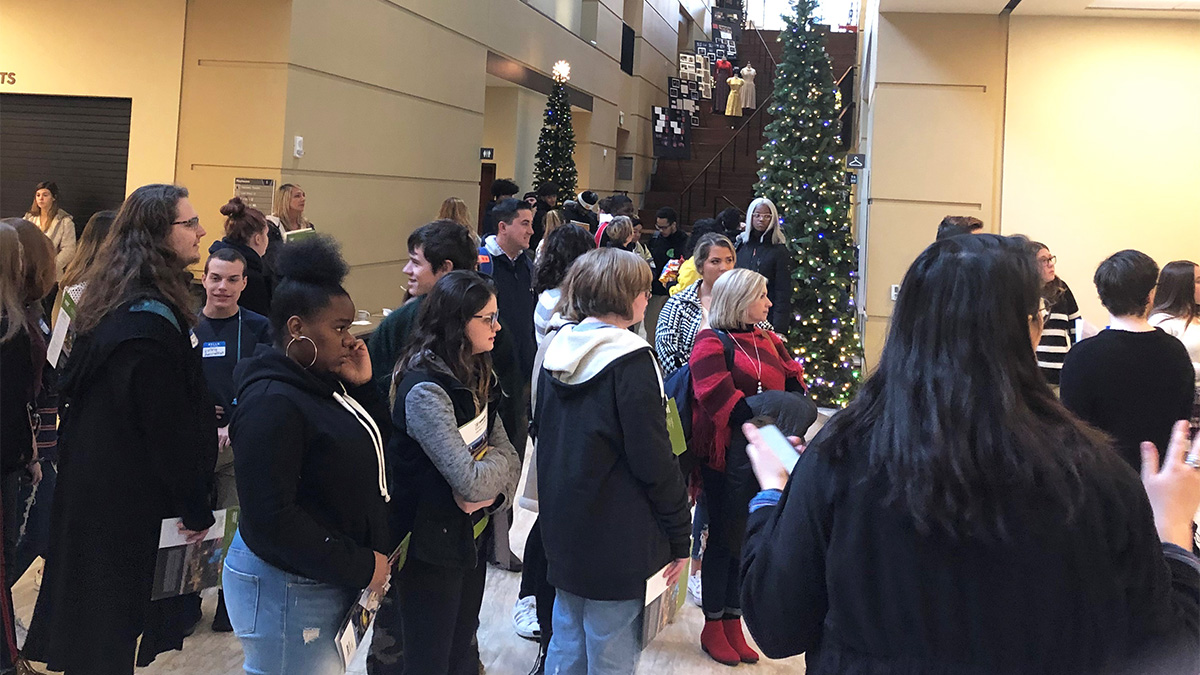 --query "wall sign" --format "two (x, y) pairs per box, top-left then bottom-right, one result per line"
(234, 177), (275, 214)
(0, 72), (16, 85)
(845, 154), (866, 169)
(480, 147), (495, 160)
